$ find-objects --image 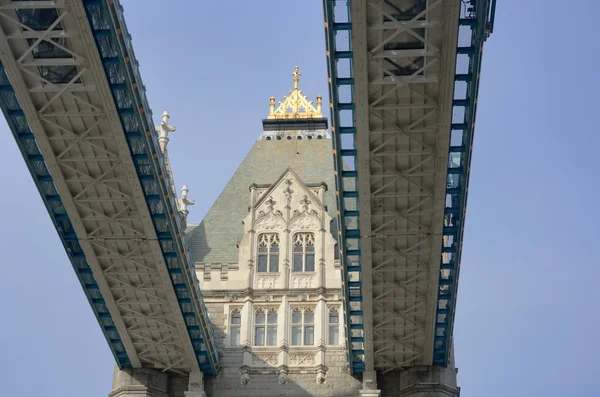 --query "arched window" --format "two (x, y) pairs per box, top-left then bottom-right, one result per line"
(257, 233), (280, 273)
(230, 308), (241, 346)
(292, 232), (315, 272)
(291, 308), (314, 346)
(255, 308), (278, 346)
(328, 307), (340, 345)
